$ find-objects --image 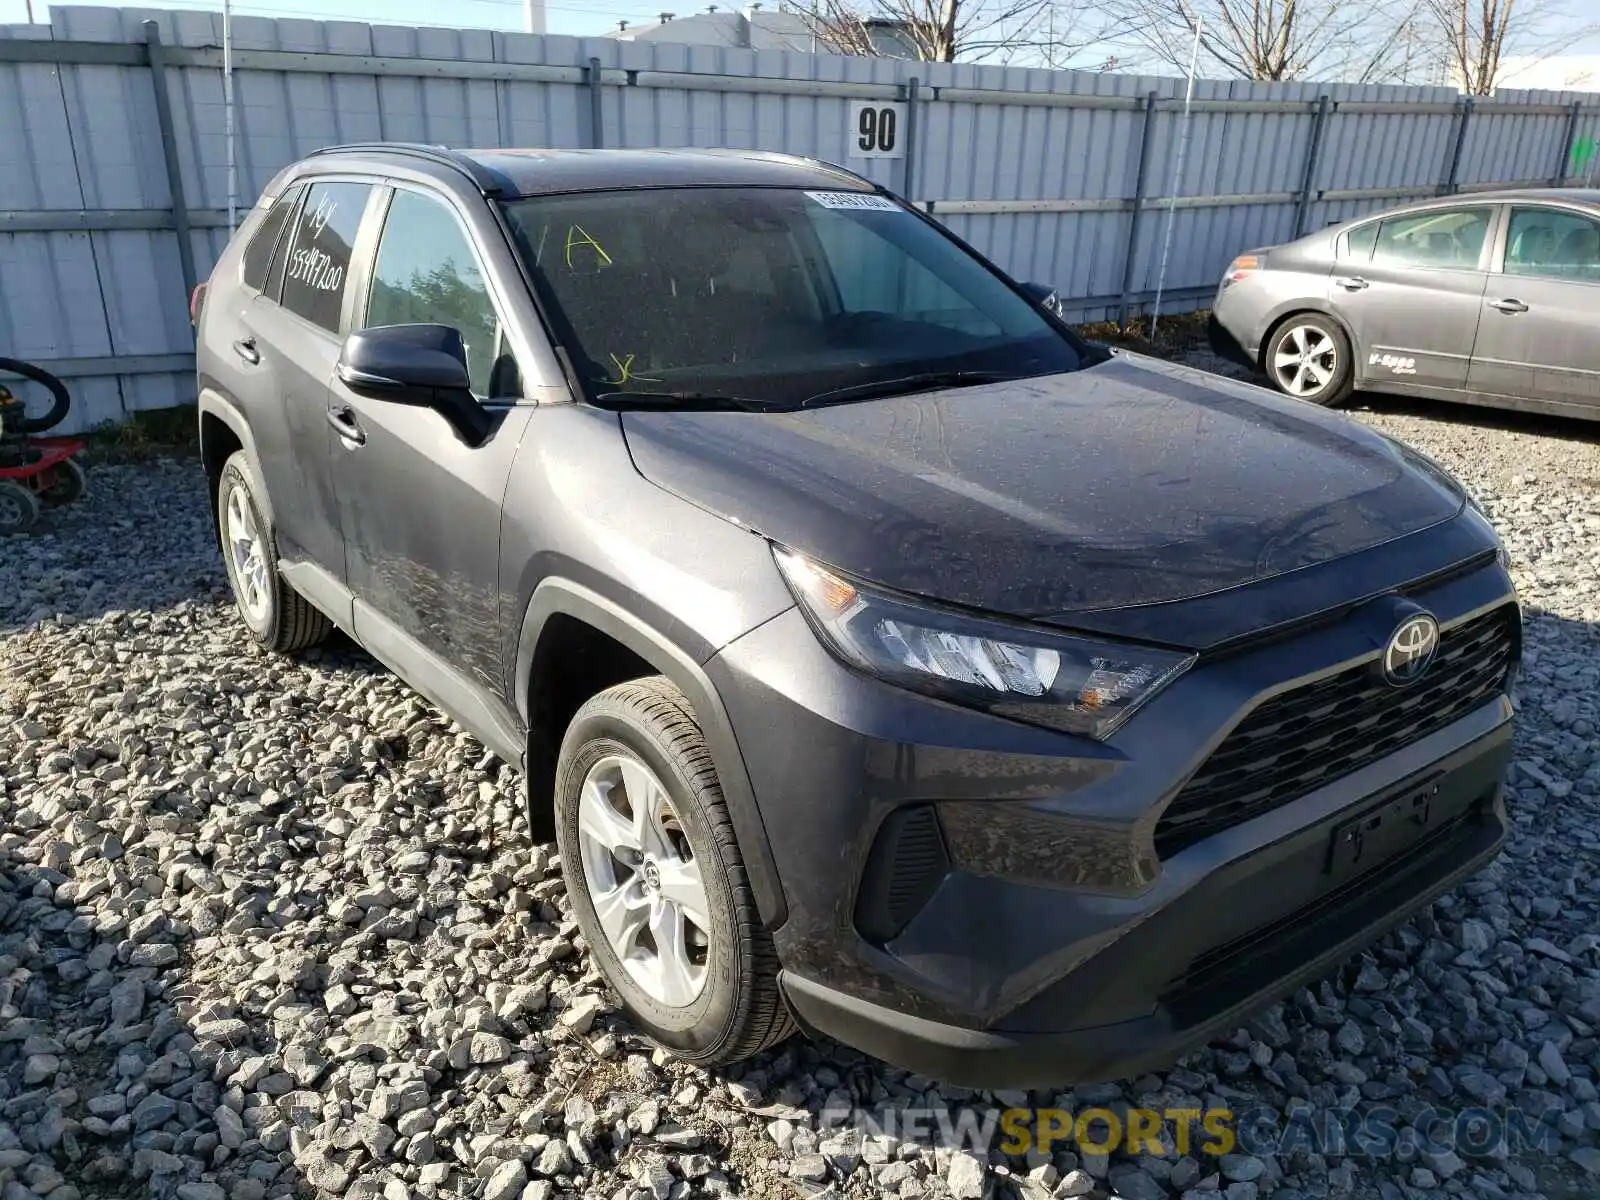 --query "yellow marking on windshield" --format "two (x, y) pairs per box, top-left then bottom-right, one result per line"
(565, 224), (614, 268)
(605, 353), (661, 386)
